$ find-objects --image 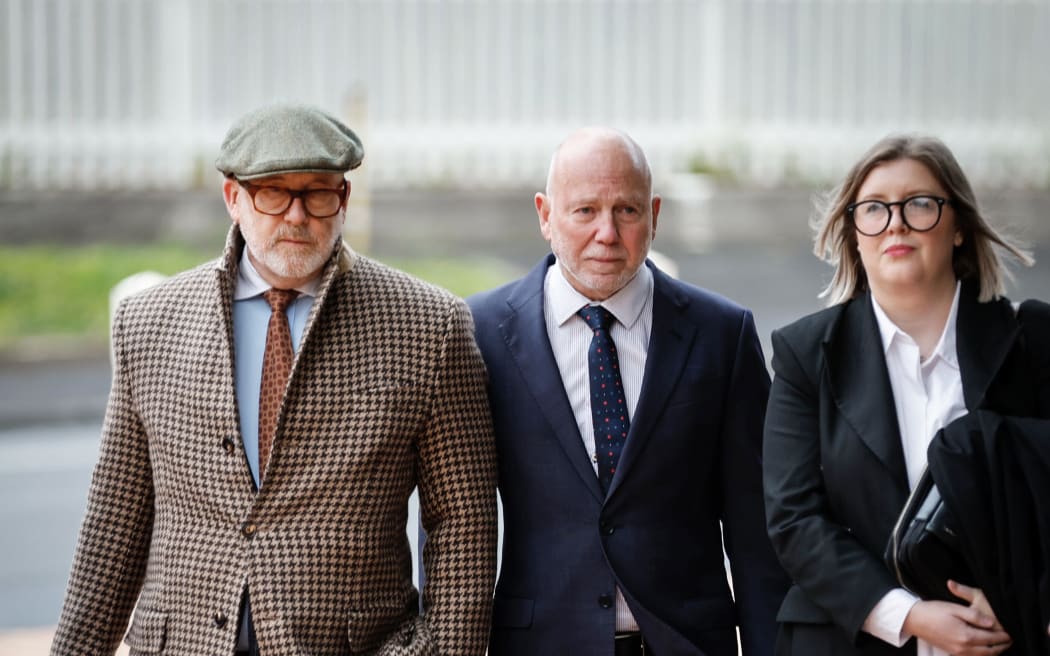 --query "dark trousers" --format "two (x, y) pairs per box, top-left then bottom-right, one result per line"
(234, 590), (259, 656)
